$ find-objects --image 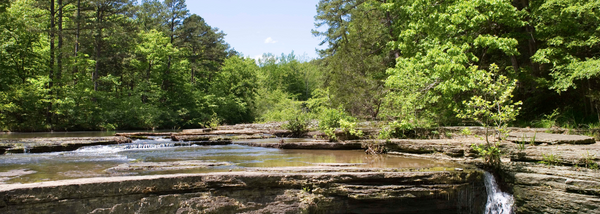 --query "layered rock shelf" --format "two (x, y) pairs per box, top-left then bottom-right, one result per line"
(507, 132), (596, 145)
(0, 169), (486, 214)
(1, 124), (599, 213)
(0, 136), (131, 154)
